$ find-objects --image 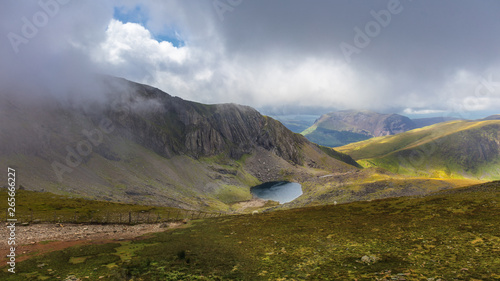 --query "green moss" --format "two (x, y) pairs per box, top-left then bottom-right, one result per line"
(69, 256), (88, 264)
